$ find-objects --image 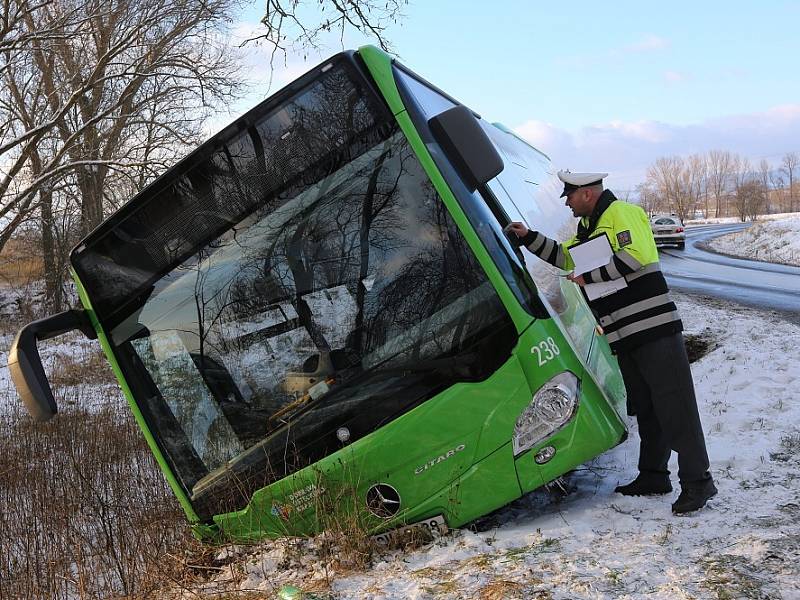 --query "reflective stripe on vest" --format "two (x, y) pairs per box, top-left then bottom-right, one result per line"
(624, 262), (661, 282)
(598, 292), (673, 327)
(615, 249), (642, 272)
(605, 310), (681, 343)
